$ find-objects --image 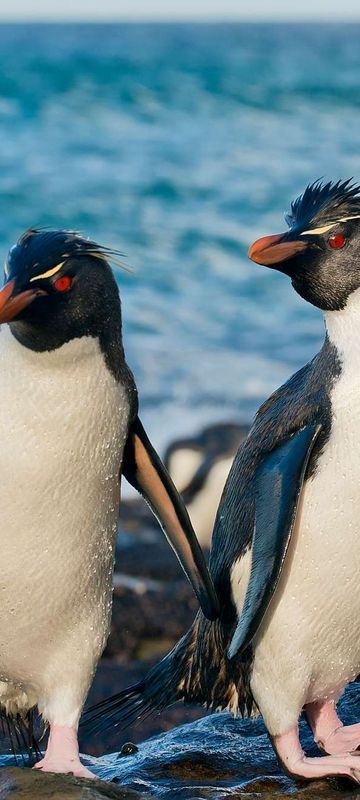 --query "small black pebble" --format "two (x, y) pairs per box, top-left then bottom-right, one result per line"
(118, 741), (139, 757)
